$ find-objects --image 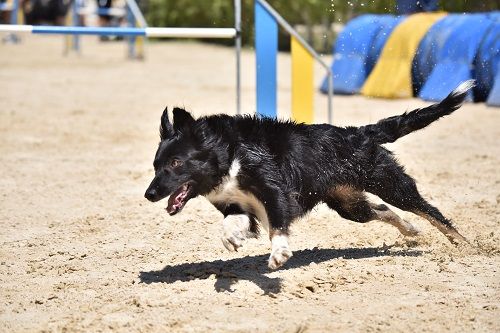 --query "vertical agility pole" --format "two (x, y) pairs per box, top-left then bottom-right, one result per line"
(10, 0), (18, 24)
(125, 0), (146, 59)
(255, 0), (278, 118)
(255, 0), (333, 123)
(291, 36), (314, 123)
(126, 6), (137, 58)
(65, 0), (81, 54)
